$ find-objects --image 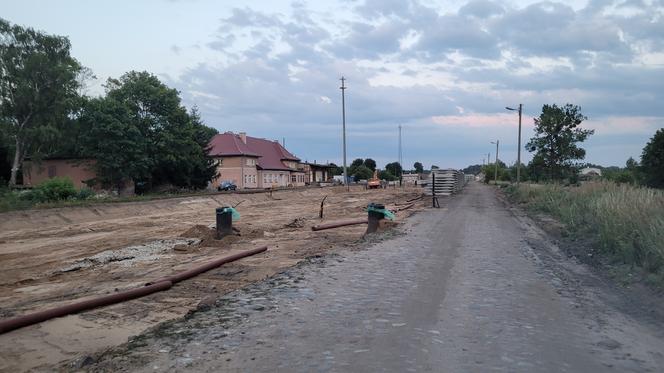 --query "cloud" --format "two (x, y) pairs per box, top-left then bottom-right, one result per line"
(459, 0), (505, 18)
(167, 0), (664, 168)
